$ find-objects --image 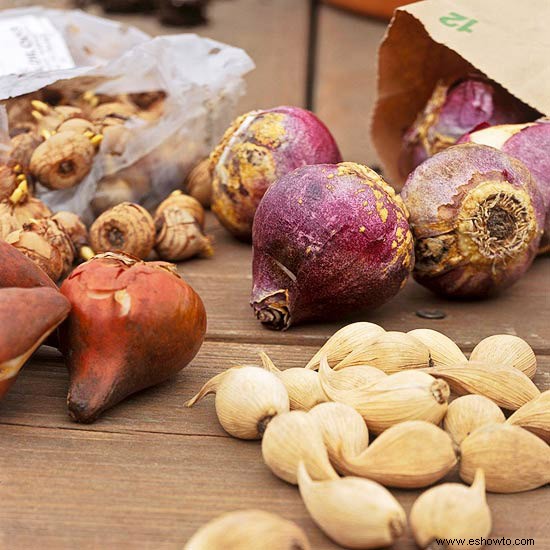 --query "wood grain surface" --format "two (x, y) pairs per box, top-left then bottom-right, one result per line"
(0, 1), (549, 549)
(1, 212), (549, 549)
